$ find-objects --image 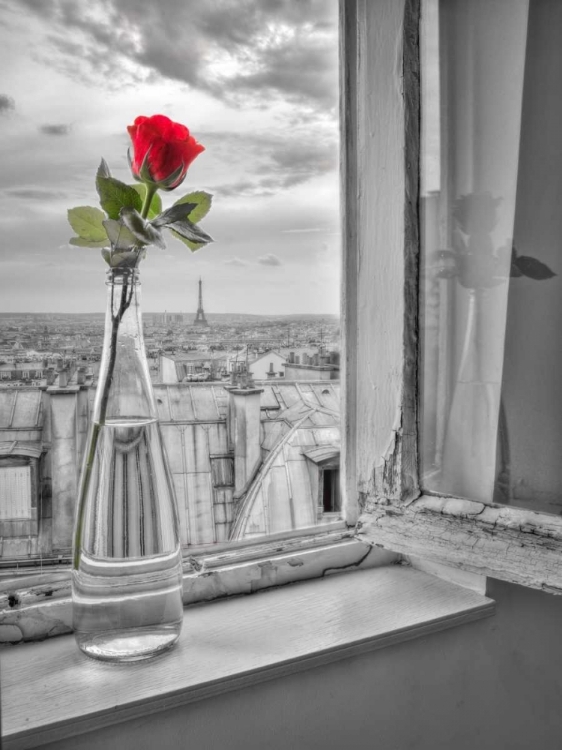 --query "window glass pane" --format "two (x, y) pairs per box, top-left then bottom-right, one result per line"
(0, 466), (31, 519)
(0, 0), (341, 565)
(420, 0), (562, 514)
